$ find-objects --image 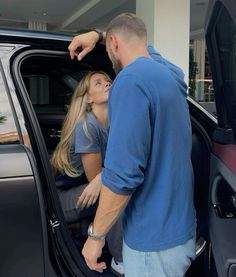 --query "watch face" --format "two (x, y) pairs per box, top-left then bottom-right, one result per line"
(88, 223), (105, 240)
